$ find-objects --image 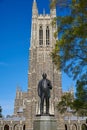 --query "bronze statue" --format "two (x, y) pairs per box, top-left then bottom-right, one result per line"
(38, 73), (52, 115)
